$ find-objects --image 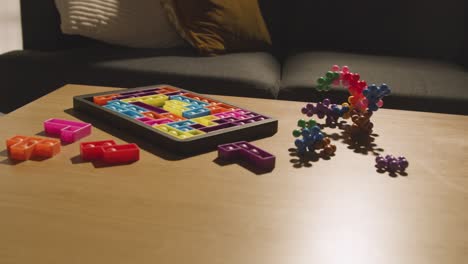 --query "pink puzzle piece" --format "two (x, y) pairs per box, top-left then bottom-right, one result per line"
(44, 118), (92, 143)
